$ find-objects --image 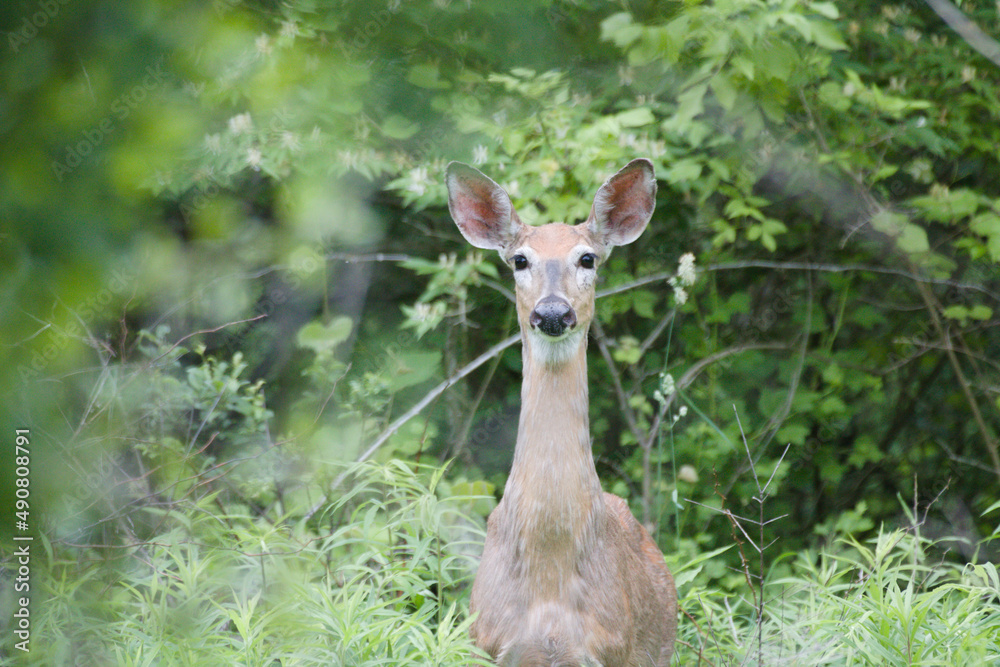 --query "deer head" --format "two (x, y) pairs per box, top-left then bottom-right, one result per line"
(446, 159), (657, 365)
